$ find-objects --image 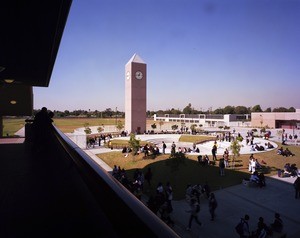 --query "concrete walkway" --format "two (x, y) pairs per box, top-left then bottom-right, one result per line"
(170, 177), (300, 238)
